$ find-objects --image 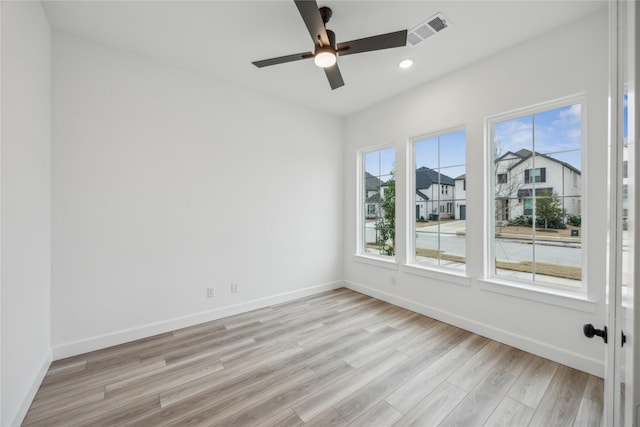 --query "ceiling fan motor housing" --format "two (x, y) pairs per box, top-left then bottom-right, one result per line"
(319, 6), (332, 24)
